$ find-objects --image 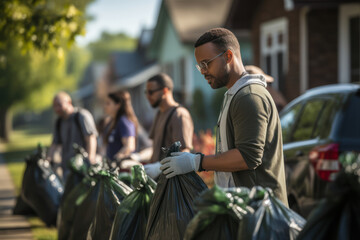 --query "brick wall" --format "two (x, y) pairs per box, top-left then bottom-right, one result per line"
(307, 9), (338, 88)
